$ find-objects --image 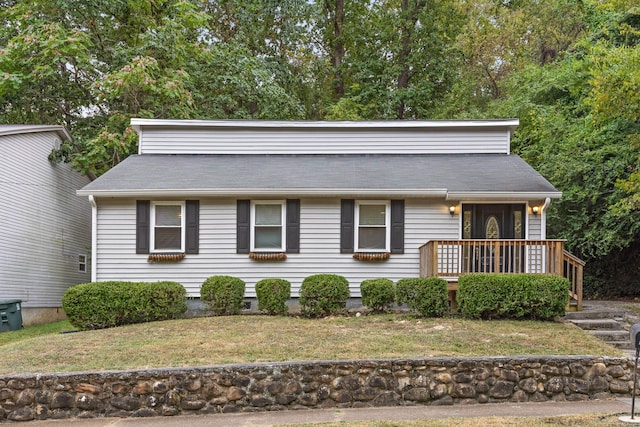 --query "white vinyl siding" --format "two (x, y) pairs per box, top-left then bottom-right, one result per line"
(138, 128), (510, 155)
(93, 198), (459, 298)
(0, 131), (91, 307)
(528, 213), (543, 240)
